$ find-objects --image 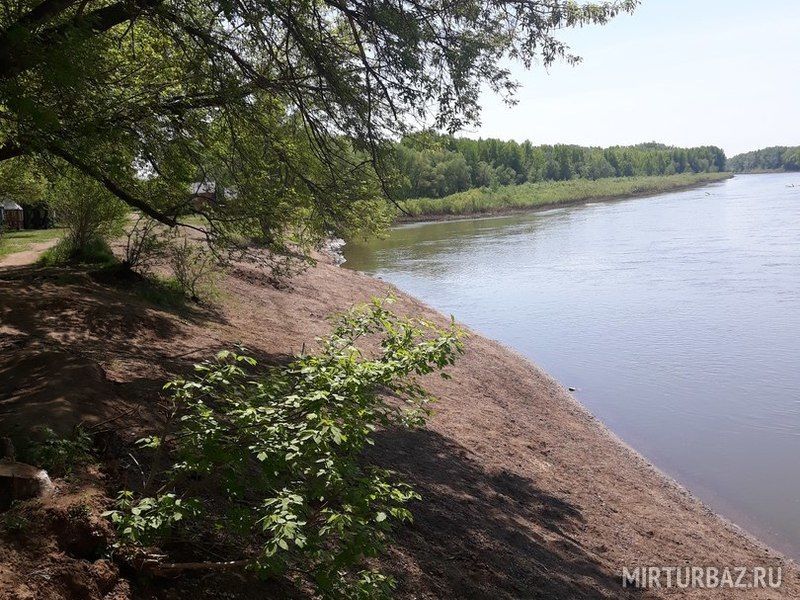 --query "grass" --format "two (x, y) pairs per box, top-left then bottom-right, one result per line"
(133, 274), (191, 309)
(38, 236), (118, 268)
(398, 172), (733, 220)
(0, 228), (64, 259)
